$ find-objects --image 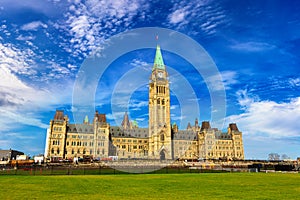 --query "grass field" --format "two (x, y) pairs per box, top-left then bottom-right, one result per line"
(0, 173), (299, 199)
